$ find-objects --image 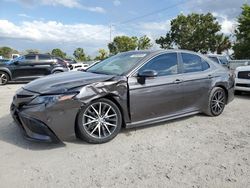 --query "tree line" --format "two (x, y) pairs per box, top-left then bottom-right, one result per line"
(0, 4), (249, 60)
